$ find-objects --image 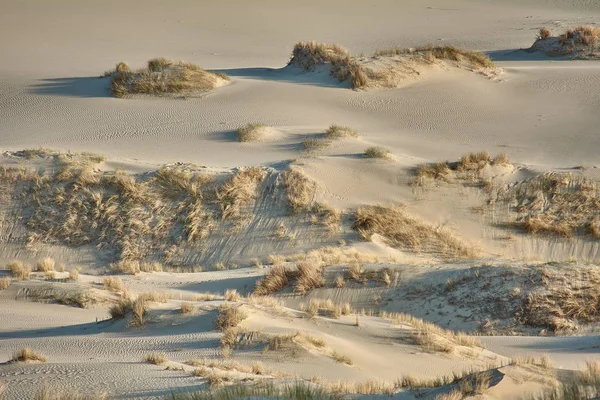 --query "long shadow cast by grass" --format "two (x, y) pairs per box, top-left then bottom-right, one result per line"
(30, 77), (112, 98)
(209, 66), (348, 89)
